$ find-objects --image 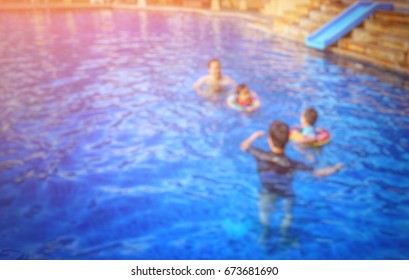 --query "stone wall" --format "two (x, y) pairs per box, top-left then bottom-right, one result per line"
(272, 0), (409, 75)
